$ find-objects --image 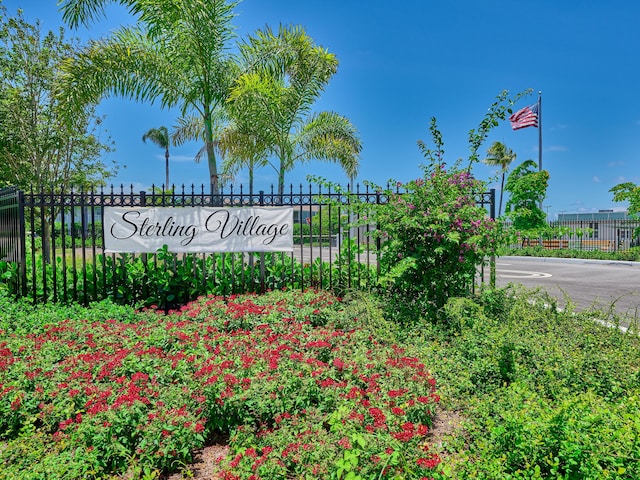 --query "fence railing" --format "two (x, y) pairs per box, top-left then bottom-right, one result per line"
(0, 187), (26, 296)
(0, 184), (495, 307)
(506, 219), (640, 252)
